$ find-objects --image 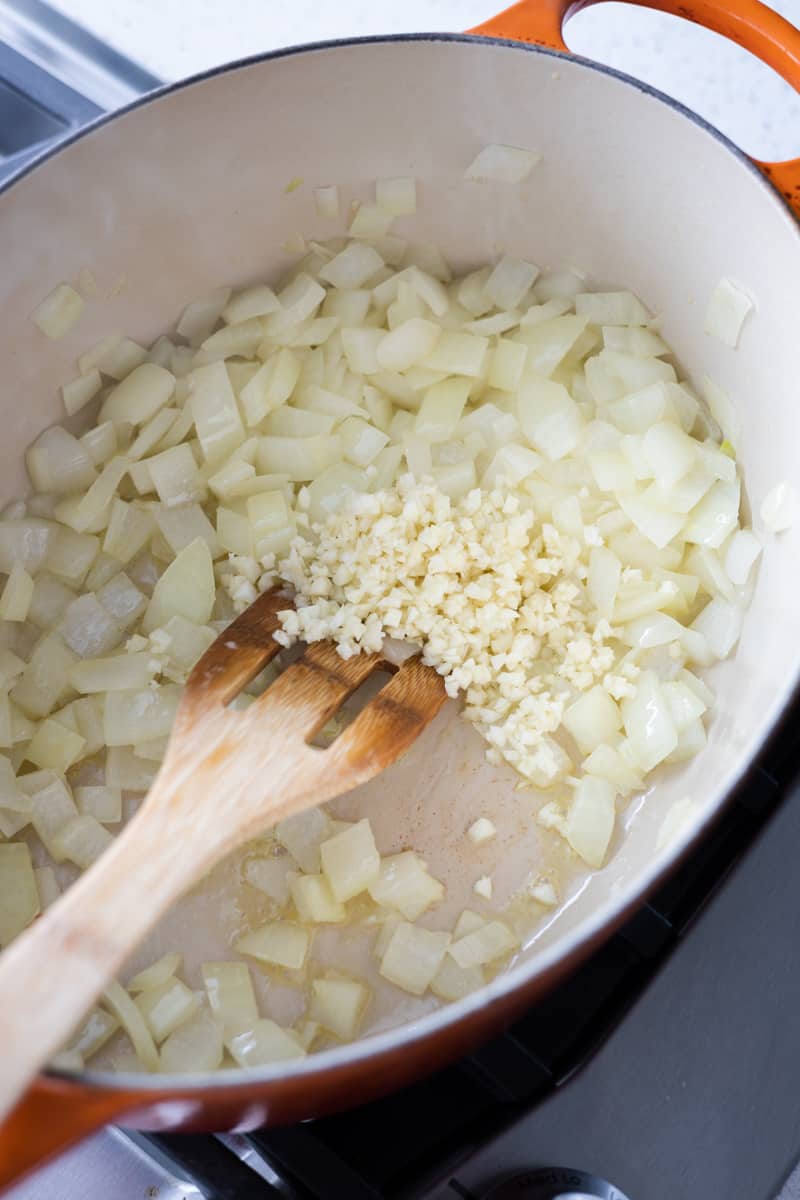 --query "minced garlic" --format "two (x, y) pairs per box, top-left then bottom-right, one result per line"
(275, 475), (618, 787)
